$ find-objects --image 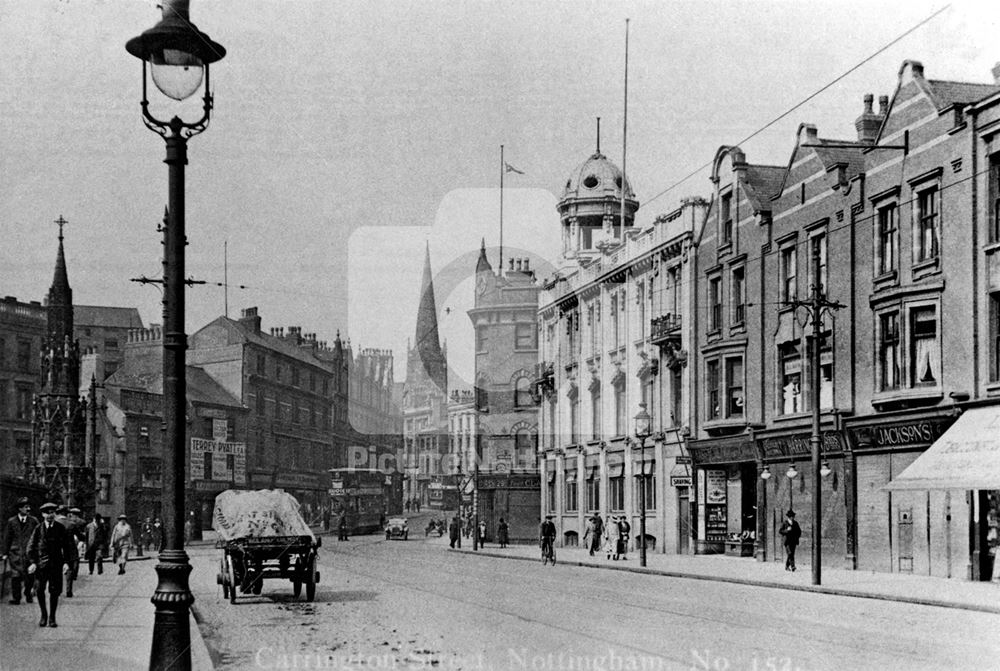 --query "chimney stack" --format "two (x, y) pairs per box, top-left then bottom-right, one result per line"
(239, 306), (262, 332)
(855, 94), (884, 144)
